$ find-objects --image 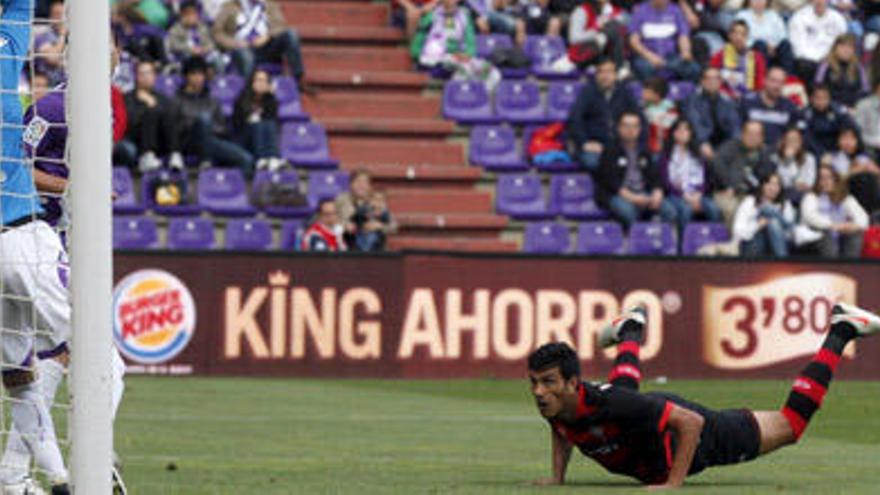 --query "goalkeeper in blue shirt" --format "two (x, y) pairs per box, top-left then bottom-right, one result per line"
(0, 0), (70, 492)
